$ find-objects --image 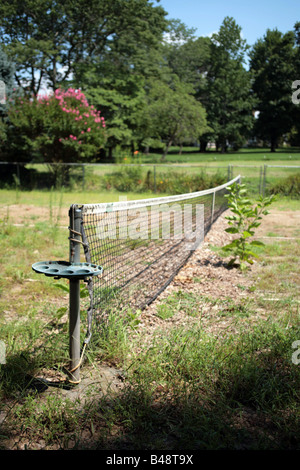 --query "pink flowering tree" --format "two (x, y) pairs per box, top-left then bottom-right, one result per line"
(8, 88), (106, 167)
